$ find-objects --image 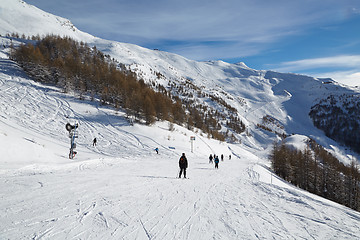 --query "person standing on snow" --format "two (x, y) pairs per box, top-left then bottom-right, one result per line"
(214, 155), (219, 169)
(179, 153), (188, 178)
(92, 137), (97, 147)
(209, 154), (213, 163)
